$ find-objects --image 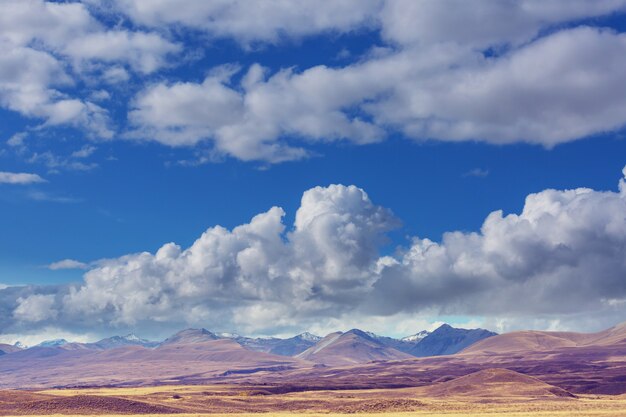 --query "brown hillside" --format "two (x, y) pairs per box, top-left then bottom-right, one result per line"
(419, 368), (576, 399)
(297, 329), (413, 366)
(462, 322), (626, 355)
